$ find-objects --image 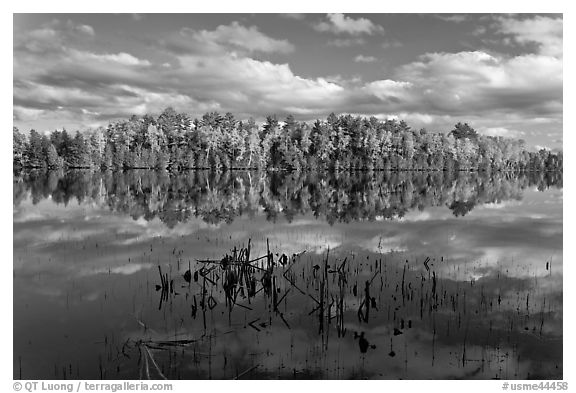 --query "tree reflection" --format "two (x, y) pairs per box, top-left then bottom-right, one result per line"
(448, 200), (477, 217)
(14, 170), (563, 226)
